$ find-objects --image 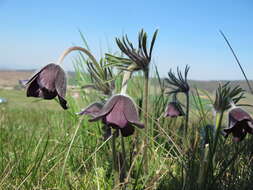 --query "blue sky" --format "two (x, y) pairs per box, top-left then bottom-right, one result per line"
(0, 0), (252, 80)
